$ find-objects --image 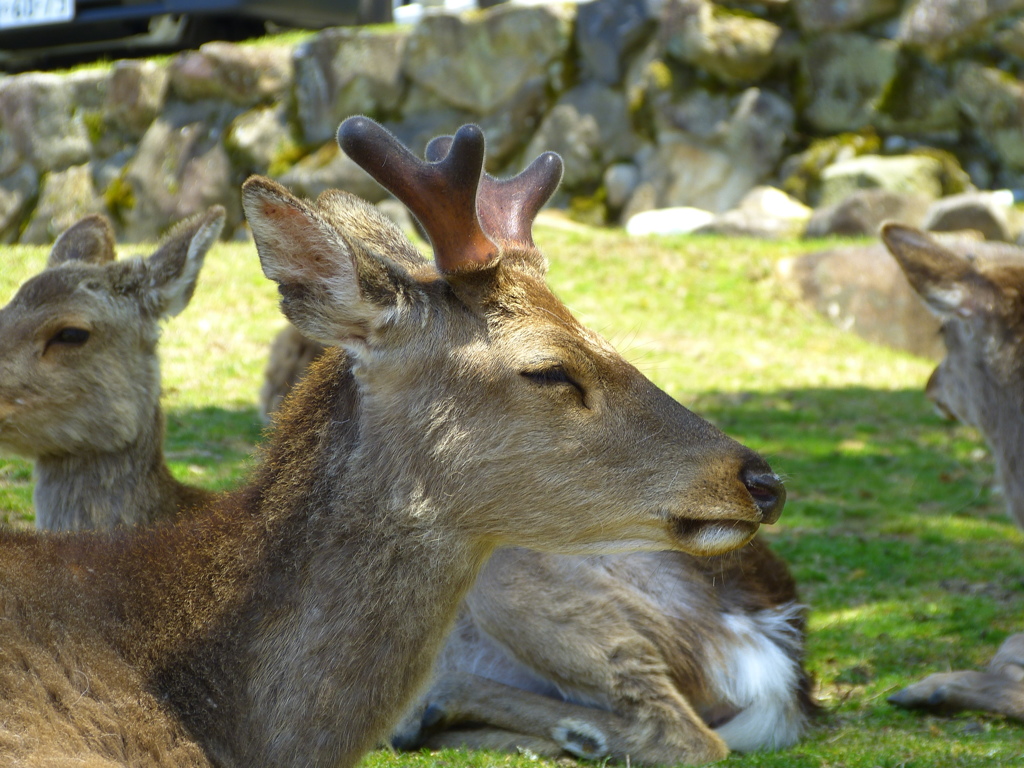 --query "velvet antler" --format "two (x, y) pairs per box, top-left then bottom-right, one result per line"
(337, 116), (496, 274)
(425, 135), (563, 250)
